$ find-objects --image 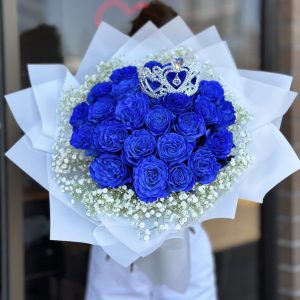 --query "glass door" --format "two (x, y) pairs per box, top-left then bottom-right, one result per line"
(2, 1), (264, 299)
